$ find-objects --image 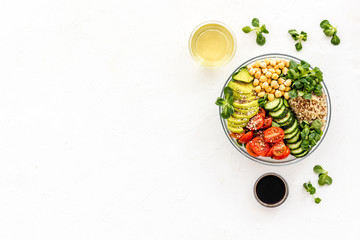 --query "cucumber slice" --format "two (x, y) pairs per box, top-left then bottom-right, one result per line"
(293, 150), (309, 158)
(284, 128), (299, 140)
(269, 105), (287, 119)
(276, 111), (291, 125)
(272, 98), (284, 112)
(286, 131), (300, 143)
(284, 120), (298, 134)
(291, 147), (306, 155)
(286, 140), (302, 150)
(264, 98), (281, 111)
(281, 114), (296, 129)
